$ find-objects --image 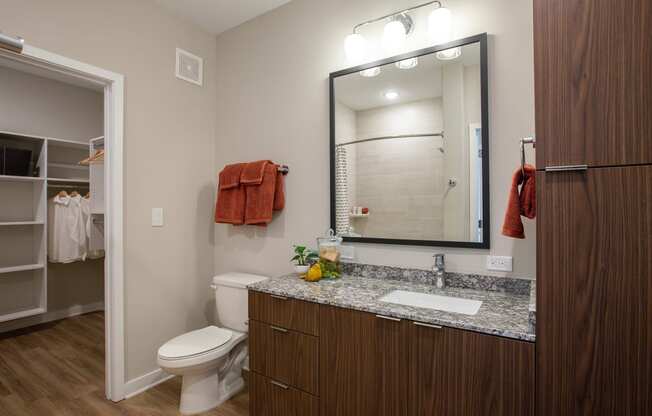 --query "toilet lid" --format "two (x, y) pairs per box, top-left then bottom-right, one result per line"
(158, 326), (233, 360)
